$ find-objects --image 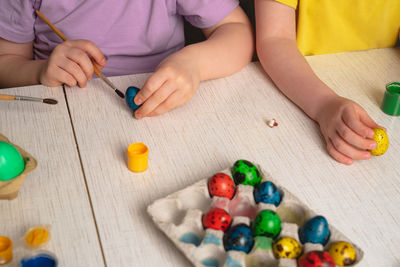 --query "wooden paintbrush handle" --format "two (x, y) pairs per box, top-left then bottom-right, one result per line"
(93, 65), (102, 78)
(35, 10), (67, 41)
(35, 8), (104, 80)
(0, 94), (15, 101)
(36, 10), (104, 79)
